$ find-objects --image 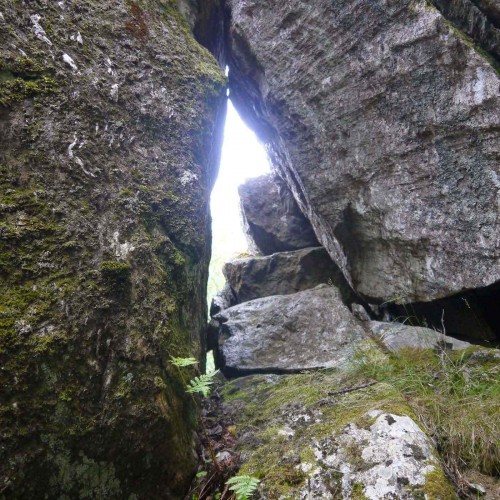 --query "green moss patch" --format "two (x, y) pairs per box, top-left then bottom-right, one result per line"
(222, 368), (423, 498)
